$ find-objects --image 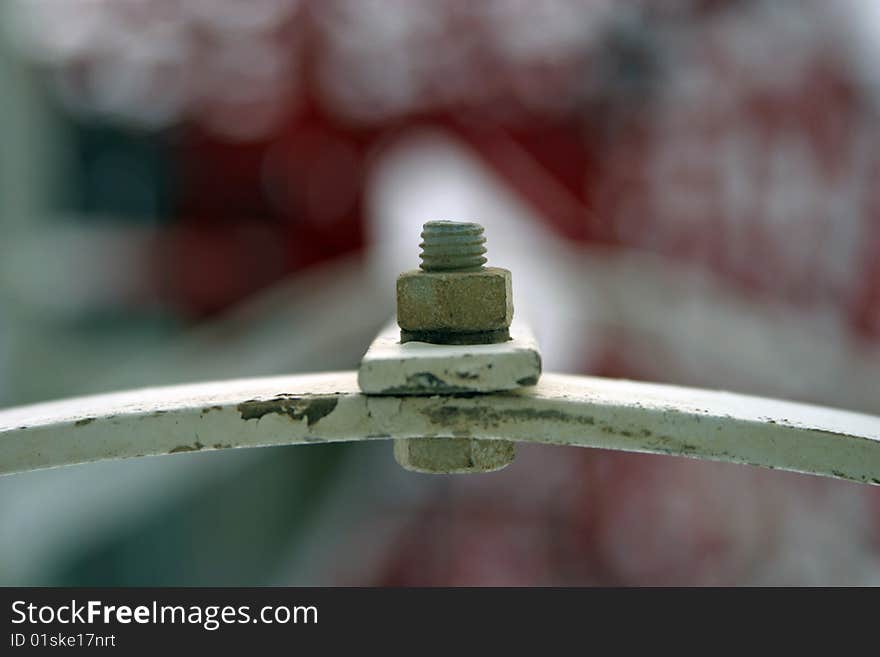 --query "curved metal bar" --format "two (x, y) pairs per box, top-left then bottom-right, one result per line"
(2, 371), (880, 484)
